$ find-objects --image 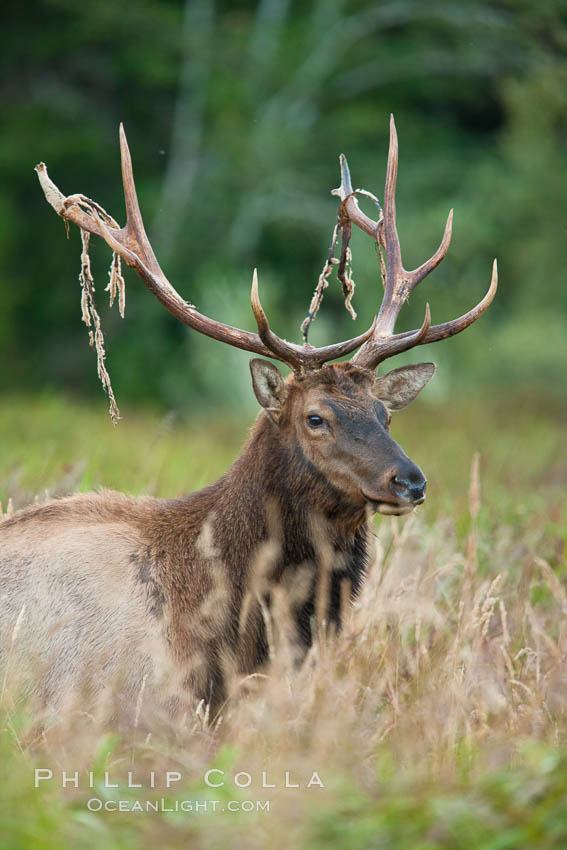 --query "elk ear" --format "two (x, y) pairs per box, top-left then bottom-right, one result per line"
(250, 359), (287, 422)
(372, 362), (436, 410)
